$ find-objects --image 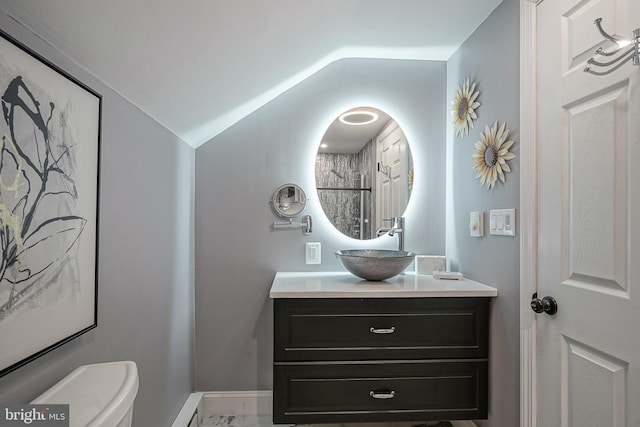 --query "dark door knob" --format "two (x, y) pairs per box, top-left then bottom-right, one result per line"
(531, 293), (558, 315)
(530, 293), (544, 313)
(541, 296), (558, 315)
